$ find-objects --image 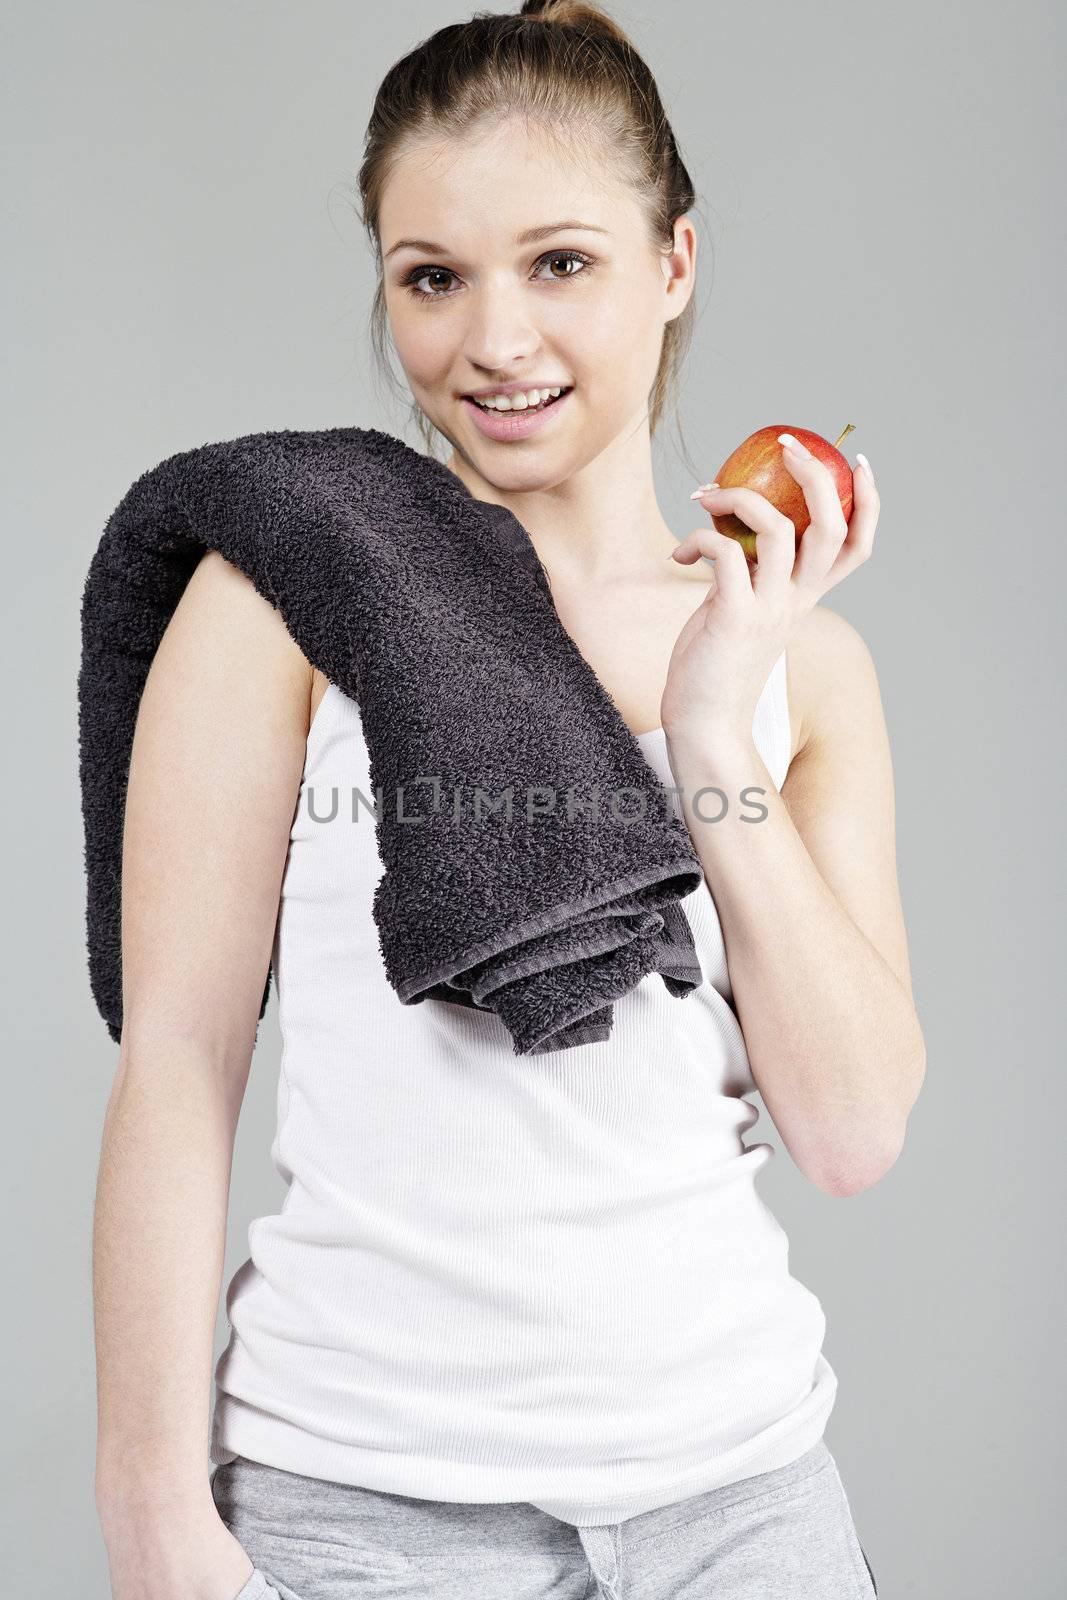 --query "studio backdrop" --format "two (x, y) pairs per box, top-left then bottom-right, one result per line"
(2, 2), (1063, 1596)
